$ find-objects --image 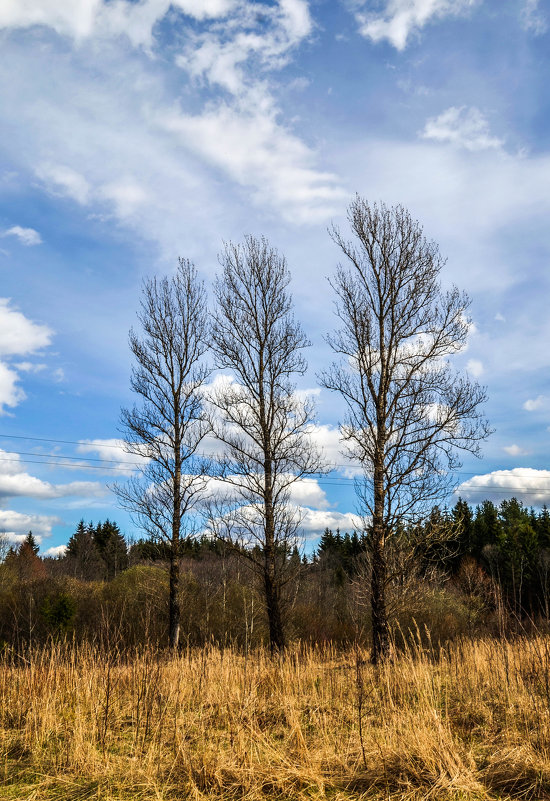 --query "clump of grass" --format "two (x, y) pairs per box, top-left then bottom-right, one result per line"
(1, 636), (550, 799)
